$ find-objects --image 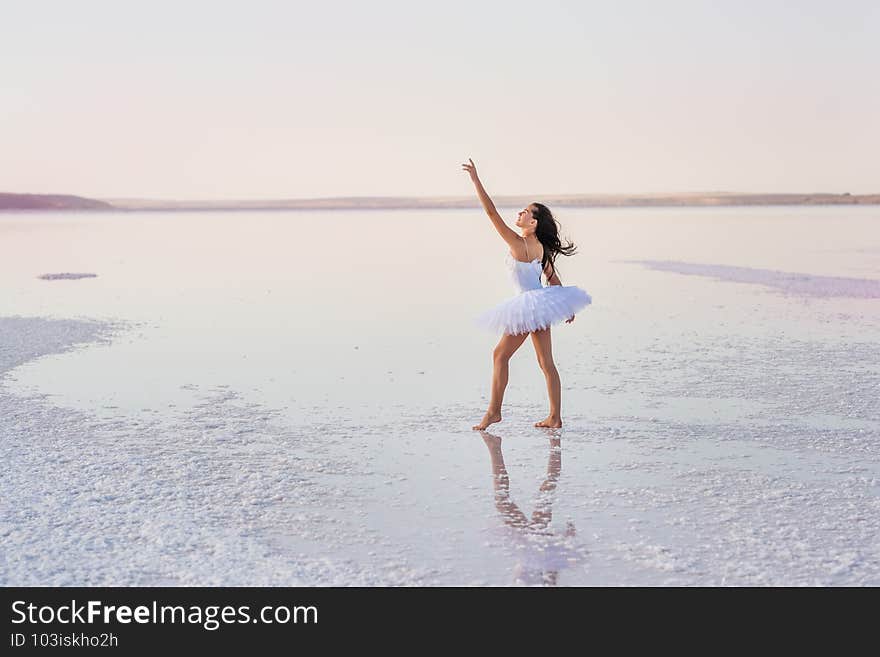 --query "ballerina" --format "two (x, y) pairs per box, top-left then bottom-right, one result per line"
(462, 158), (591, 430)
